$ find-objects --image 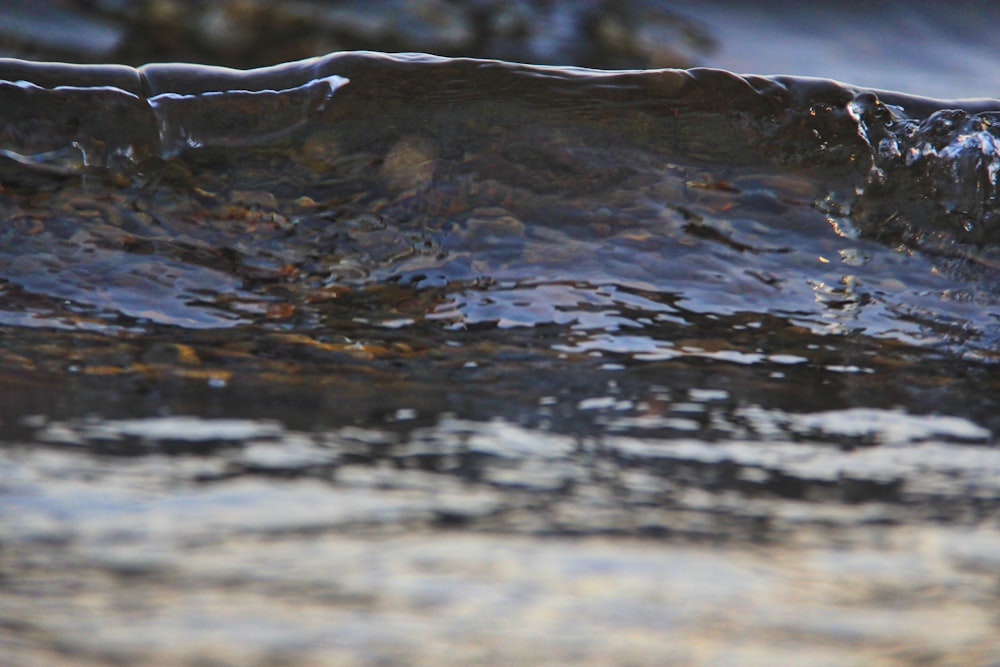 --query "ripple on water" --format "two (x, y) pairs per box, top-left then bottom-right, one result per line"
(0, 51), (999, 665)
